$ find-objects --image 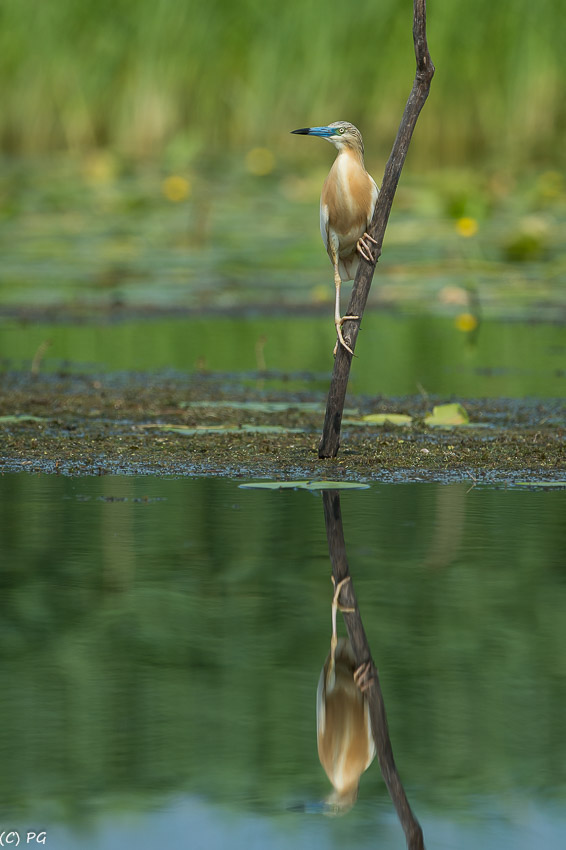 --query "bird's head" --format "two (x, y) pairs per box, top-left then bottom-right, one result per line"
(288, 785), (359, 817)
(291, 121), (364, 155)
